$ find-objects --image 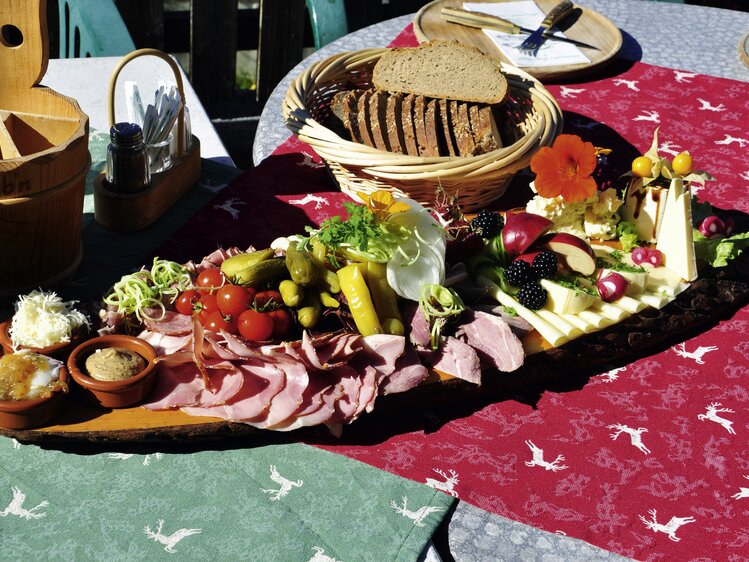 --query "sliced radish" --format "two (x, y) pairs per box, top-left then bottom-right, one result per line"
(699, 215), (726, 238)
(597, 270), (629, 303)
